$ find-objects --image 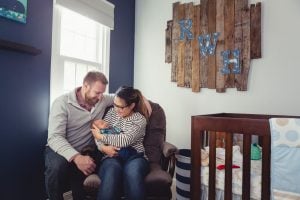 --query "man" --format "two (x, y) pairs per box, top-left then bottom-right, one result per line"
(45, 71), (119, 200)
